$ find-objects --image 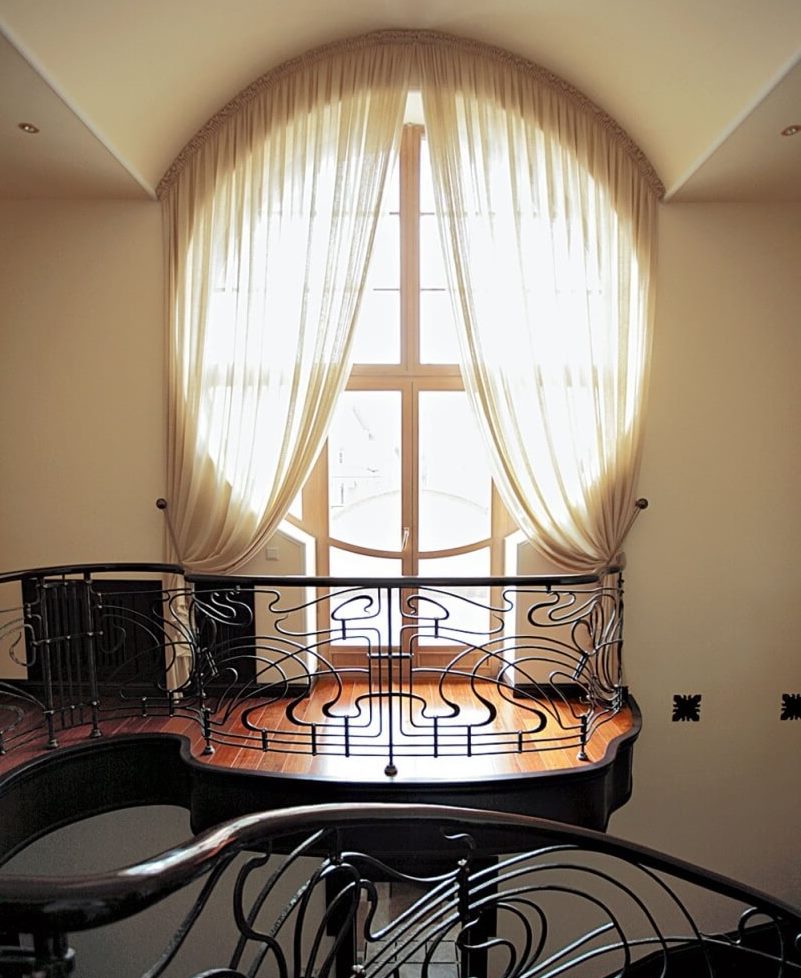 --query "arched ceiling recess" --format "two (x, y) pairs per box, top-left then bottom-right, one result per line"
(156, 30), (665, 202)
